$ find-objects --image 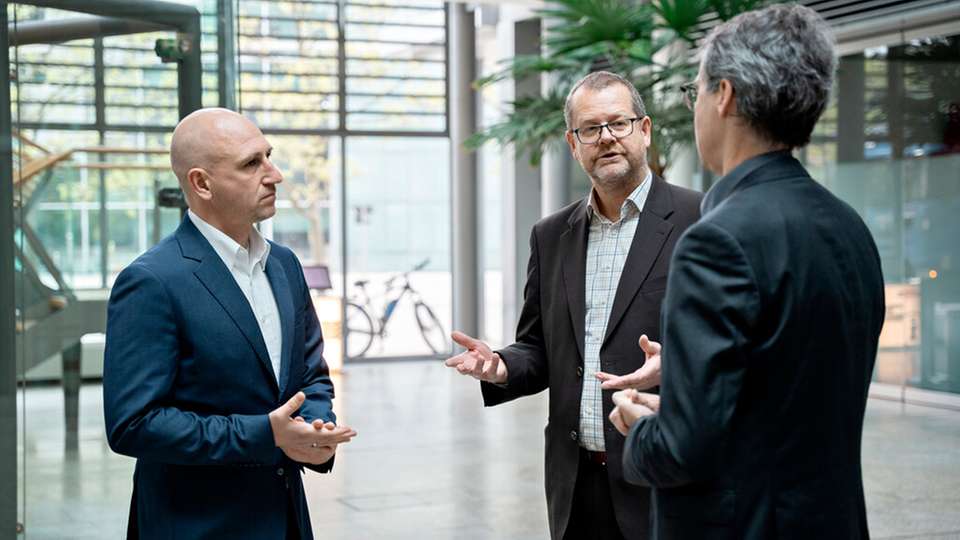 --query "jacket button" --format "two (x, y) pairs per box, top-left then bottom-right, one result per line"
(569, 430), (579, 441)
(276, 468), (284, 476)
(576, 366), (583, 377)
